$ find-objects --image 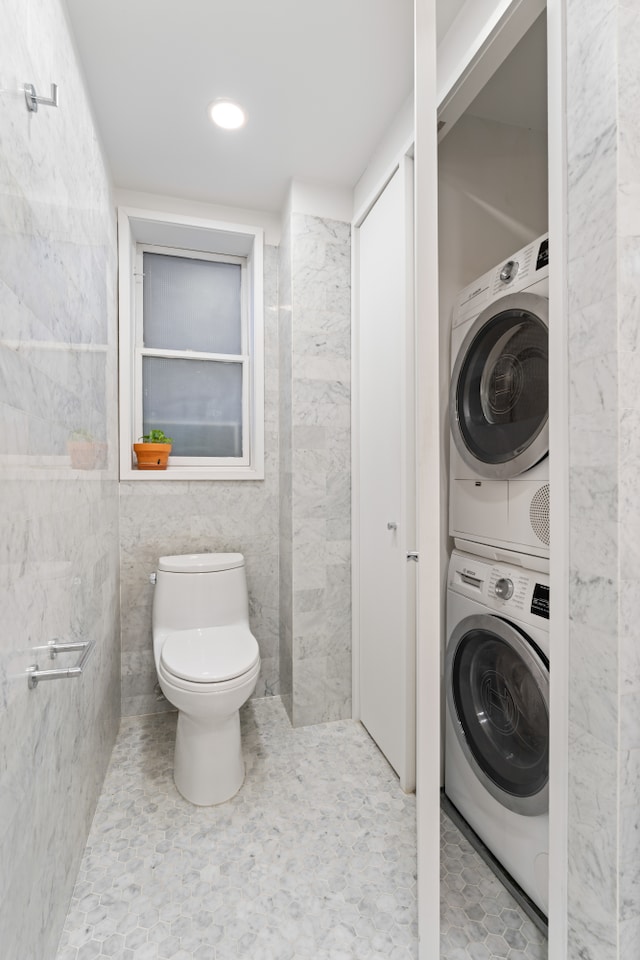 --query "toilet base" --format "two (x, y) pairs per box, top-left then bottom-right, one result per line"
(174, 709), (245, 806)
